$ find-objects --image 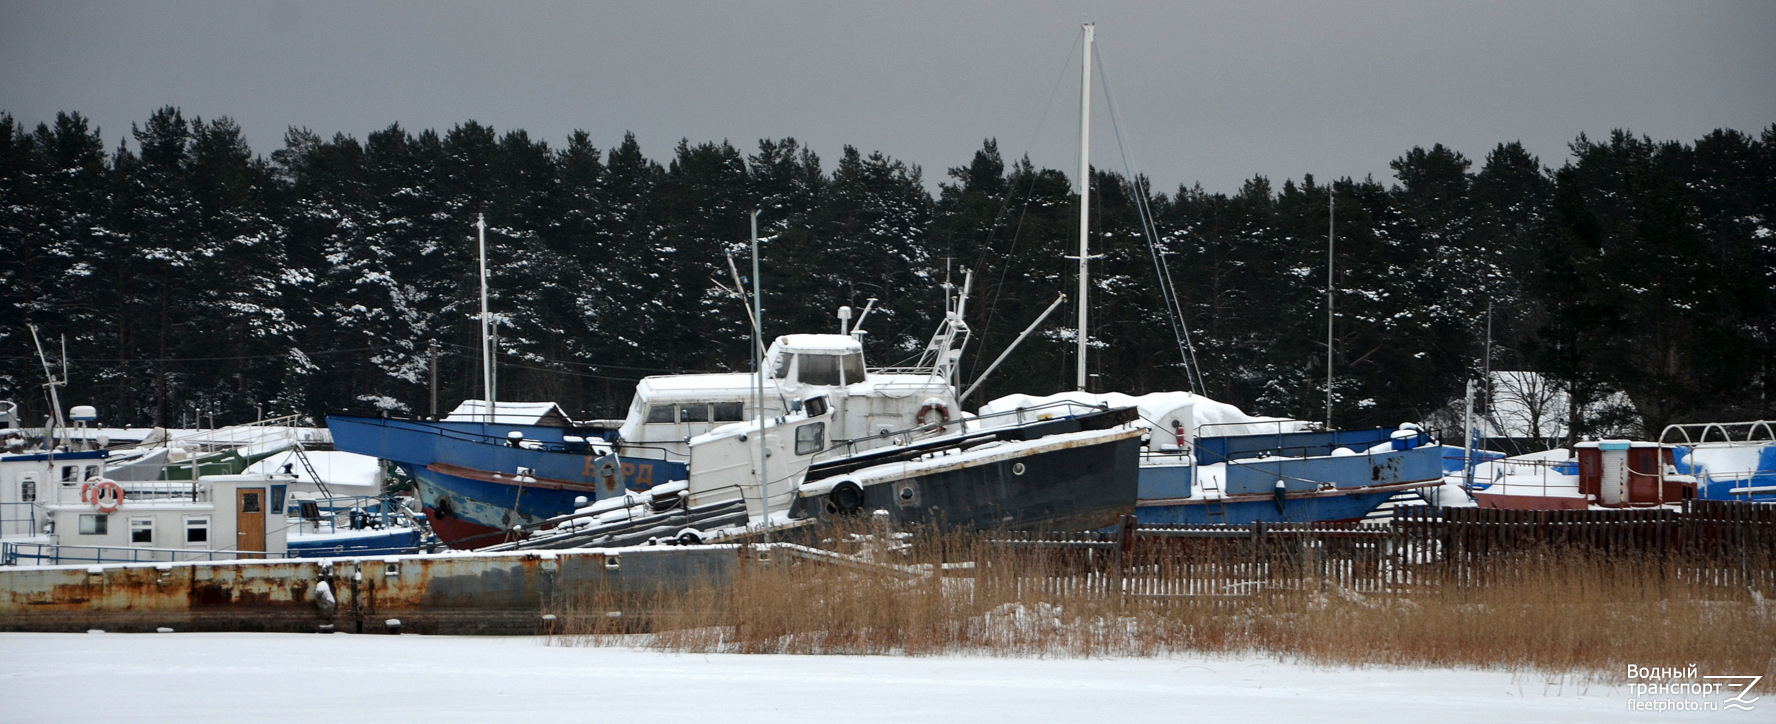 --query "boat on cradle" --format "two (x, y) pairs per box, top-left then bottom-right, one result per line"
(329, 302), (969, 549)
(326, 402), (629, 549)
(488, 394), (1143, 551)
(975, 391), (1447, 525)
